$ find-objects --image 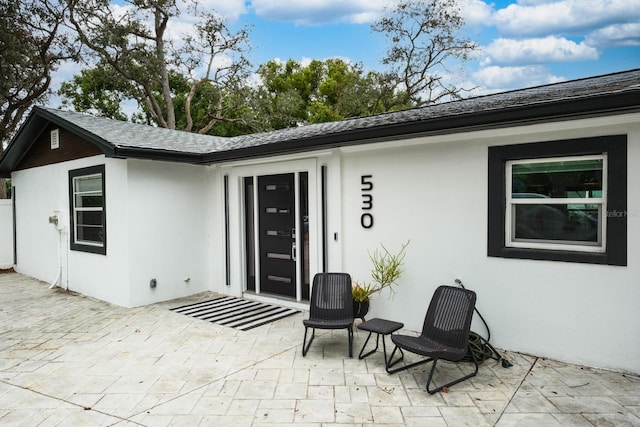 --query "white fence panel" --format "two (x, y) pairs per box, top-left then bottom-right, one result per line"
(0, 199), (13, 269)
